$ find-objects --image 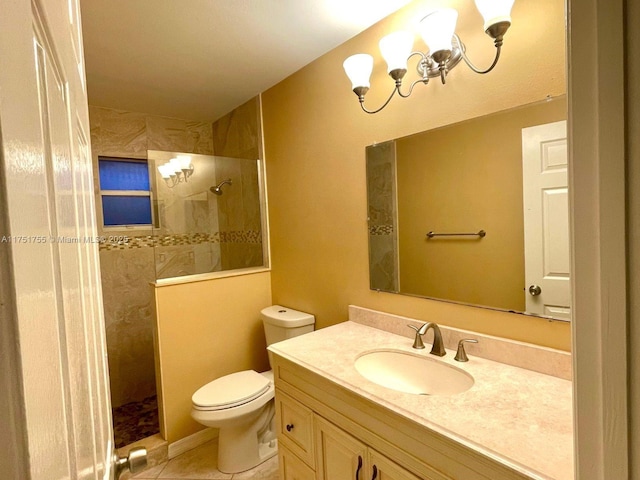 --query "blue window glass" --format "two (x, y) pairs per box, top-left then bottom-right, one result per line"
(102, 196), (152, 226)
(99, 157), (152, 226)
(99, 158), (150, 191)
